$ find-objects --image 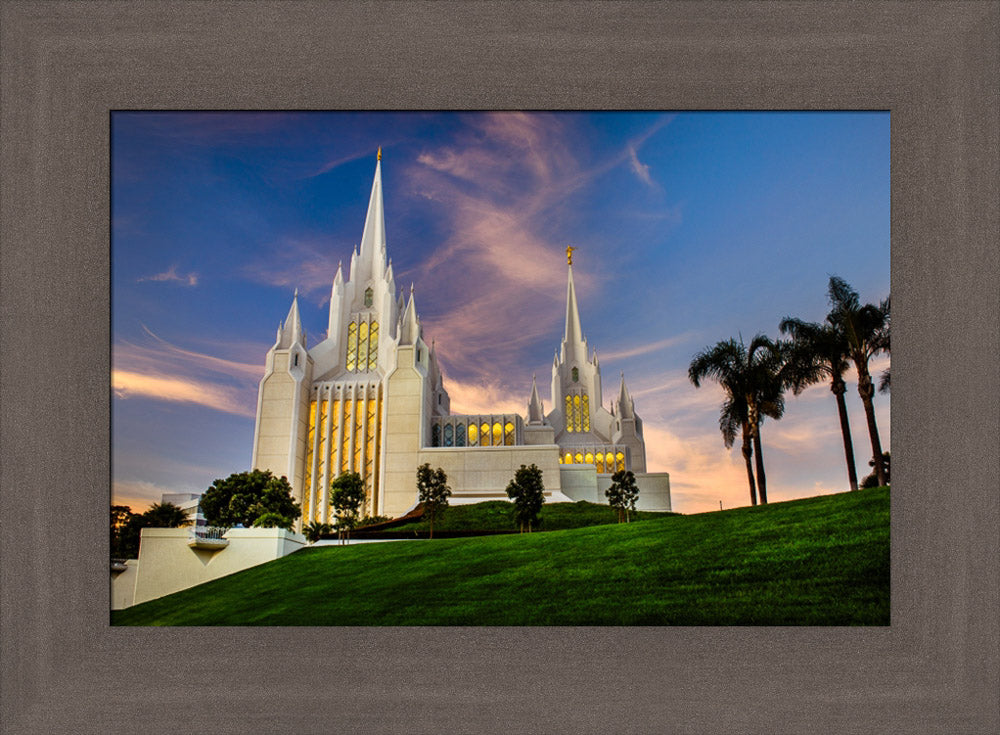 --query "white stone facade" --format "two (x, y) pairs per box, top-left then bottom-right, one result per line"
(251, 155), (671, 526)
